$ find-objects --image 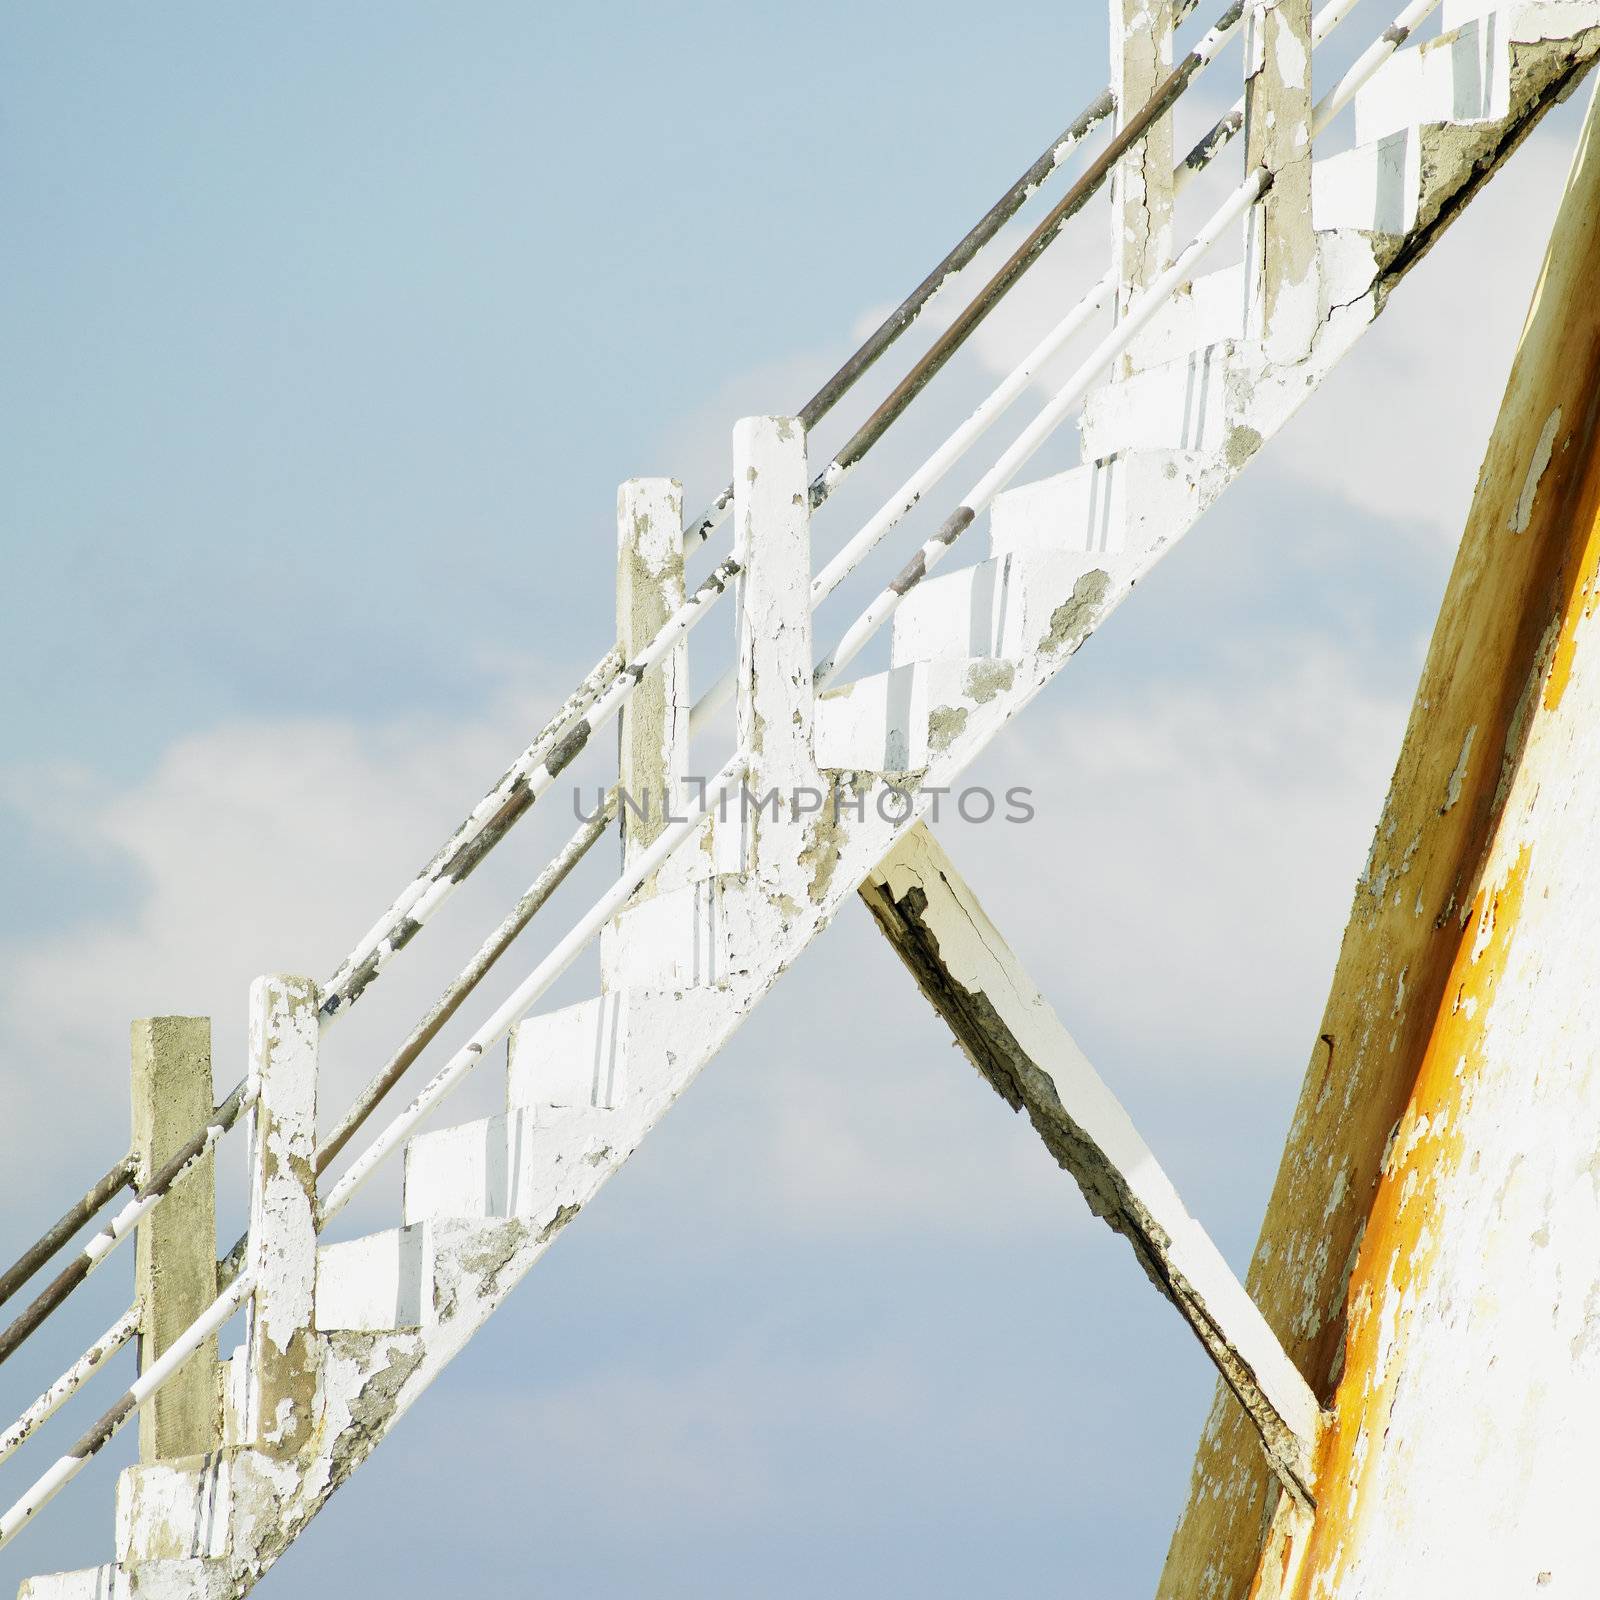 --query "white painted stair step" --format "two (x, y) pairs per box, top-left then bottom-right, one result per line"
(398, 1111), (603, 1229)
(506, 990), (628, 1113)
(1123, 261), (1248, 372)
(1353, 13), (1512, 142)
(401, 986), (730, 1228)
(889, 550), (1140, 668)
(316, 1214), (547, 1332)
(503, 983), (725, 1113)
(1076, 341), (1241, 458)
(1352, 5), (1600, 144)
(1443, 0), (1600, 30)
(815, 655), (1023, 773)
(987, 449), (1206, 559)
(18, 1564), (230, 1600)
(1312, 124), (1432, 236)
(17, 1569), (118, 1600)
(316, 1223), (437, 1331)
(594, 877), (741, 990)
